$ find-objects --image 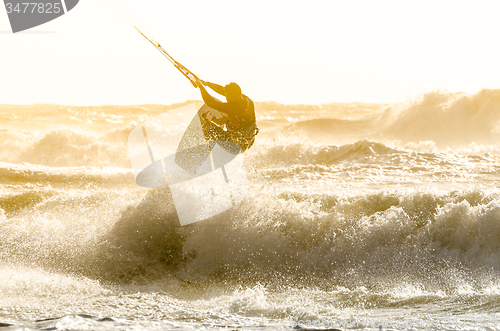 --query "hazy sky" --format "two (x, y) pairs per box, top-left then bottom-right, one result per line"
(1, 0), (499, 105)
